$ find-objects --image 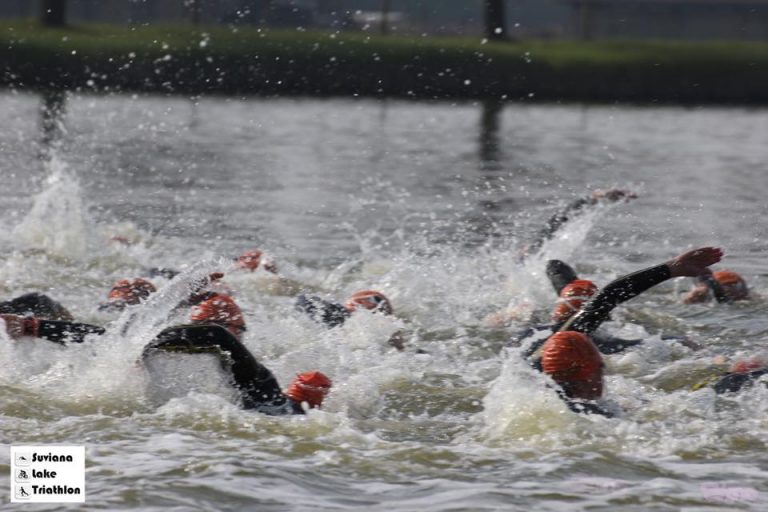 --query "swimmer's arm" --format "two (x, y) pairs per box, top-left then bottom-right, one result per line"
(710, 368), (768, 394)
(590, 333), (644, 354)
(35, 320), (106, 344)
(146, 325), (286, 408)
(295, 295), (350, 327)
(546, 260), (579, 295)
(525, 197), (592, 256)
(525, 189), (636, 257)
(562, 247), (722, 334)
(561, 264), (671, 334)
